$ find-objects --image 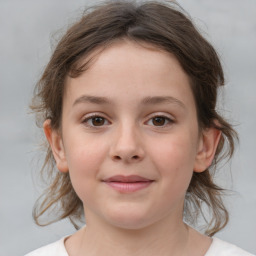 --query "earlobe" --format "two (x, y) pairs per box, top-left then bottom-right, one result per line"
(193, 127), (221, 173)
(43, 119), (69, 173)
